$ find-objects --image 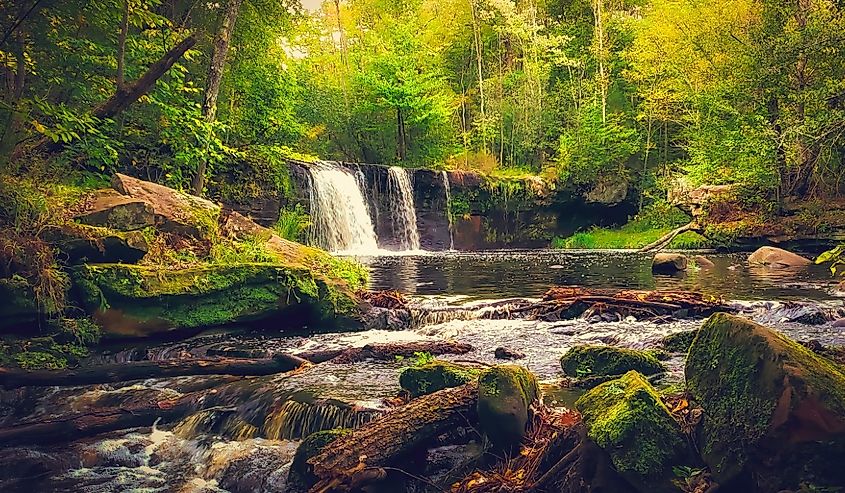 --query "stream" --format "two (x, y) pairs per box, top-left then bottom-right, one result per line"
(2, 250), (845, 492)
